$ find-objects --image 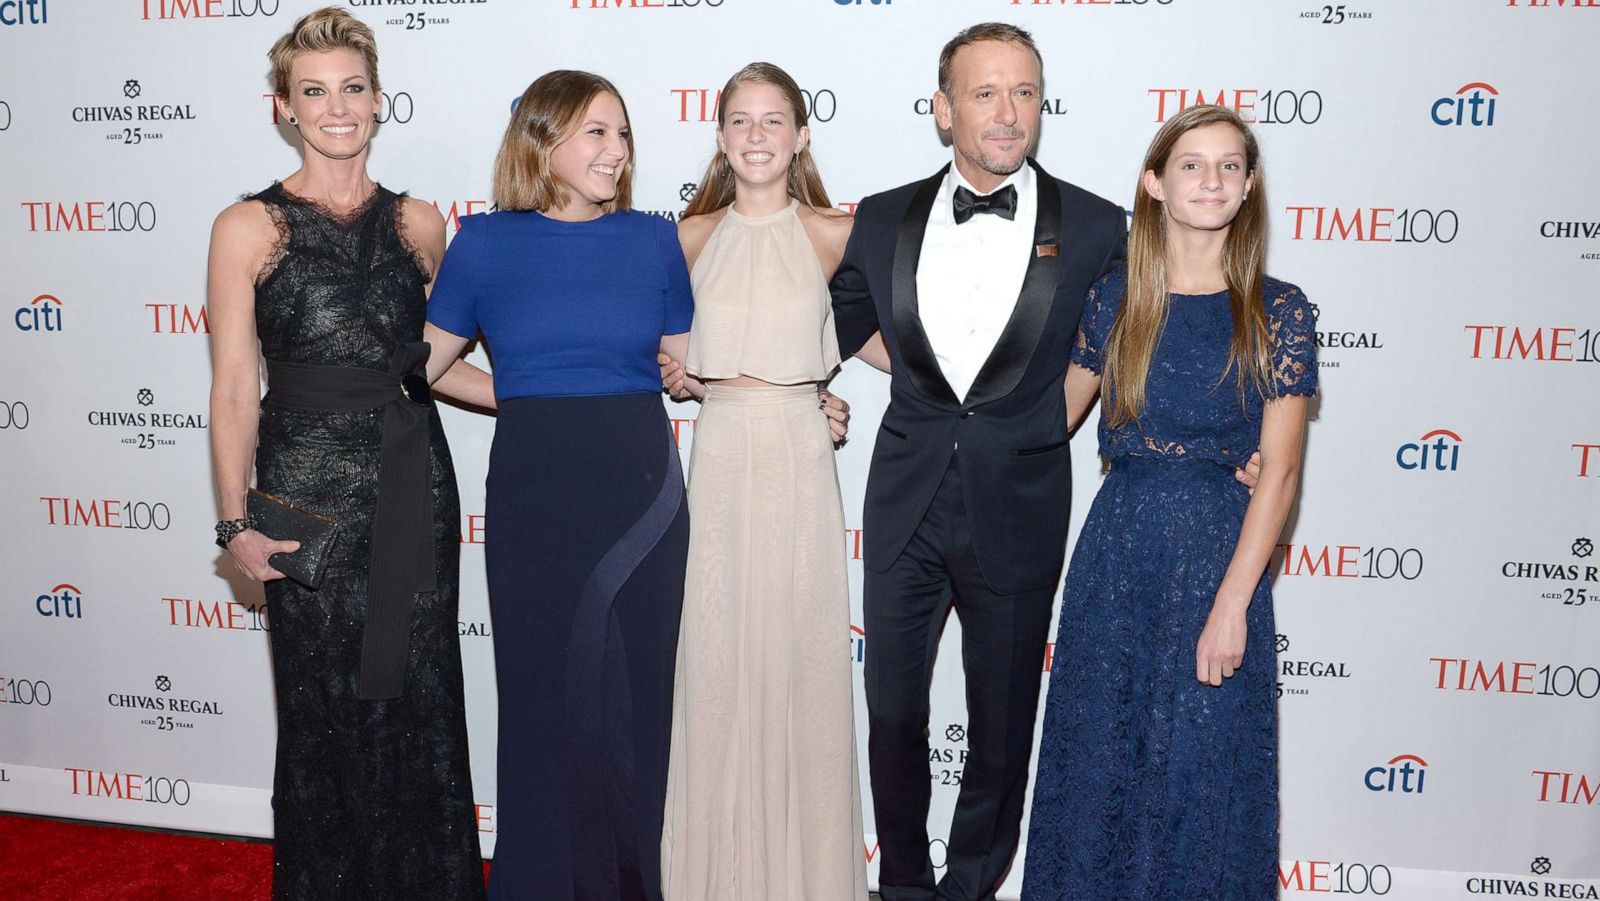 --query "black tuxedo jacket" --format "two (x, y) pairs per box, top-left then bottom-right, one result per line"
(831, 159), (1126, 595)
